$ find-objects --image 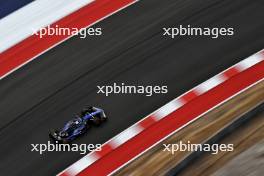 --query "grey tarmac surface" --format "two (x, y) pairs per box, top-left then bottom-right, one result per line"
(0, 0), (263, 175)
